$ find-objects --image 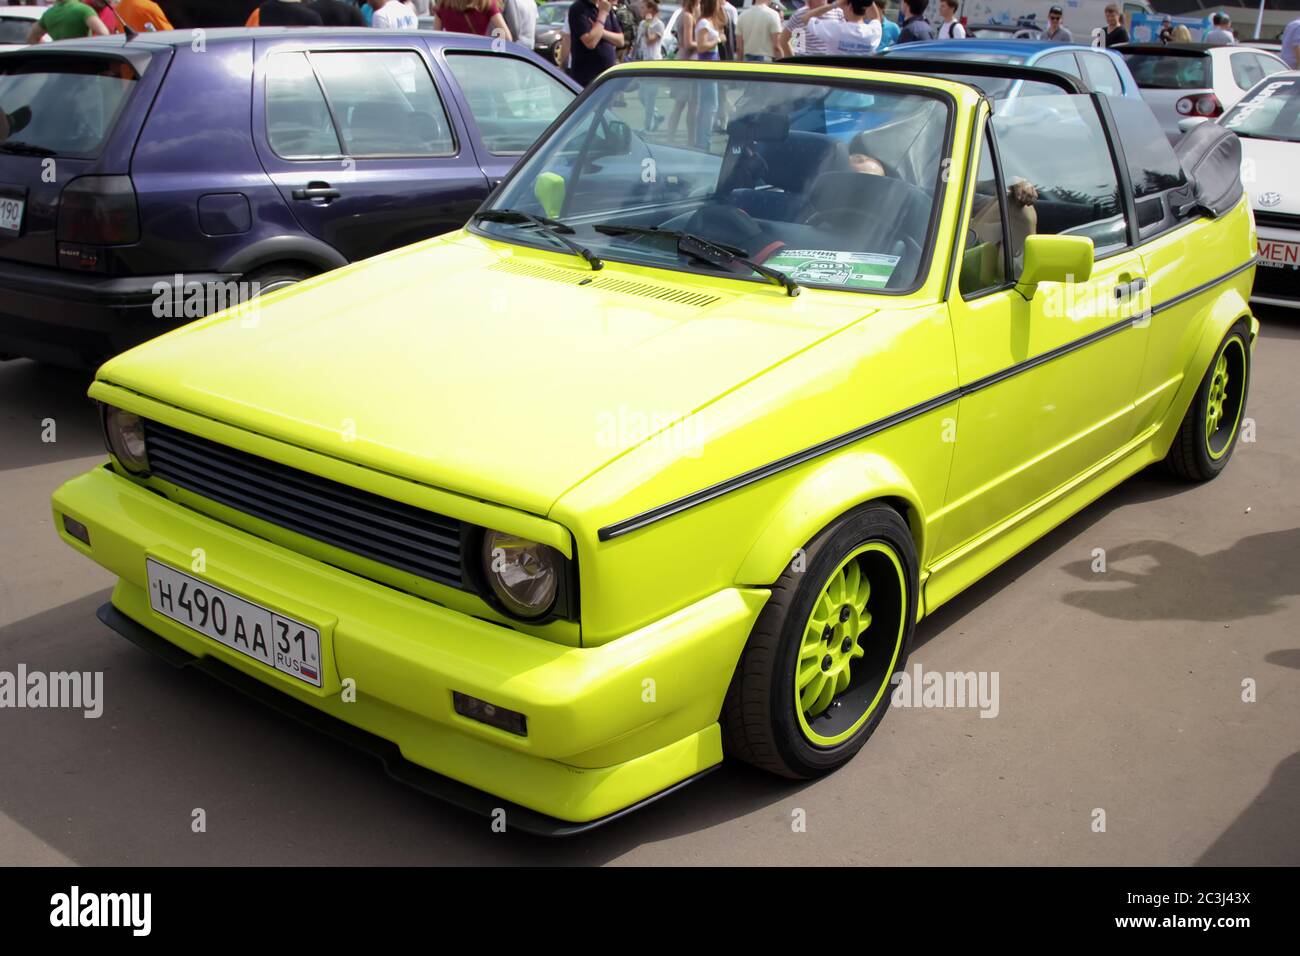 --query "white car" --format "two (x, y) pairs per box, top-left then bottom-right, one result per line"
(1119, 42), (1289, 142)
(1206, 71), (1300, 309)
(0, 6), (48, 53)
